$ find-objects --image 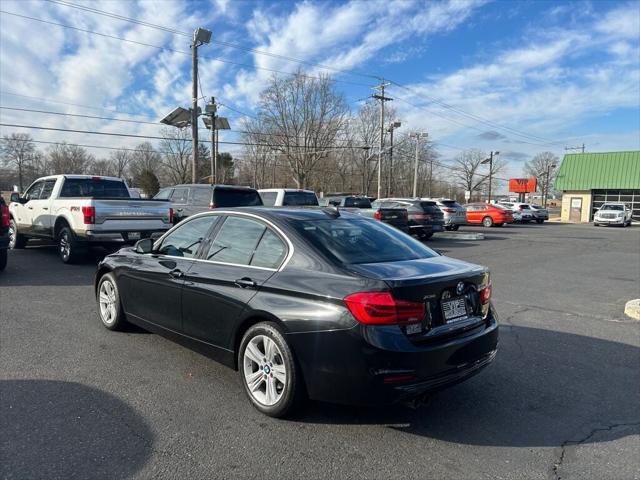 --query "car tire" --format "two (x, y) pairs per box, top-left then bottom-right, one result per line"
(0, 249), (7, 271)
(419, 231), (434, 240)
(8, 219), (28, 249)
(594, 223), (599, 227)
(239, 322), (304, 418)
(96, 272), (127, 331)
(451, 225), (460, 231)
(536, 219), (544, 224)
(482, 216), (494, 228)
(496, 223), (504, 227)
(58, 226), (85, 264)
